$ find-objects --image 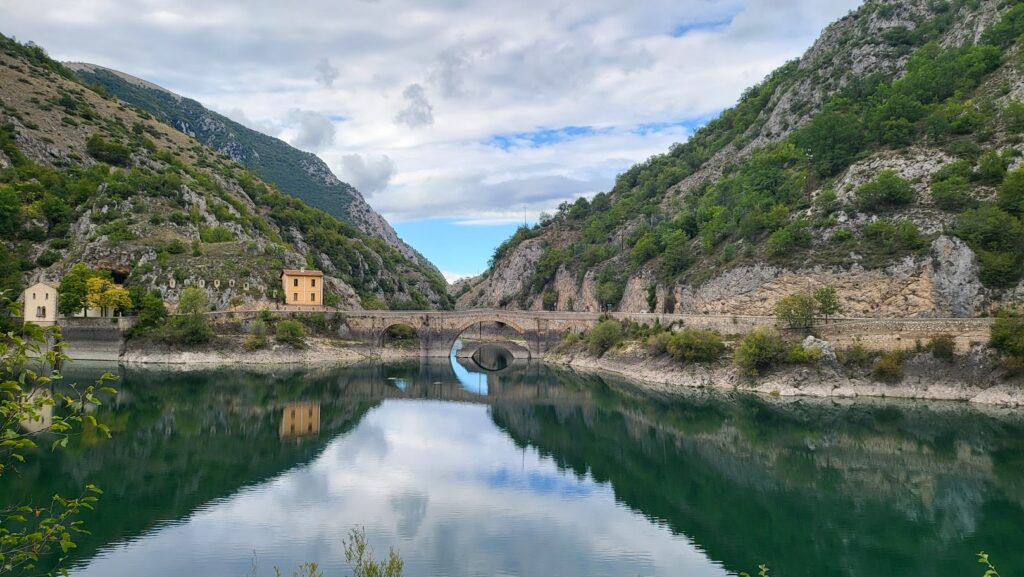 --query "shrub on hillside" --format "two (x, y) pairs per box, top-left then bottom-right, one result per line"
(989, 312), (1024, 359)
(85, 134), (131, 166)
(734, 328), (786, 376)
(645, 332), (671, 356)
(927, 334), (956, 361)
(588, 319), (623, 357)
(871, 350), (906, 382)
(786, 344), (823, 366)
(244, 319), (269, 351)
(856, 170), (915, 212)
(666, 328), (726, 363)
(276, 319), (307, 348)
